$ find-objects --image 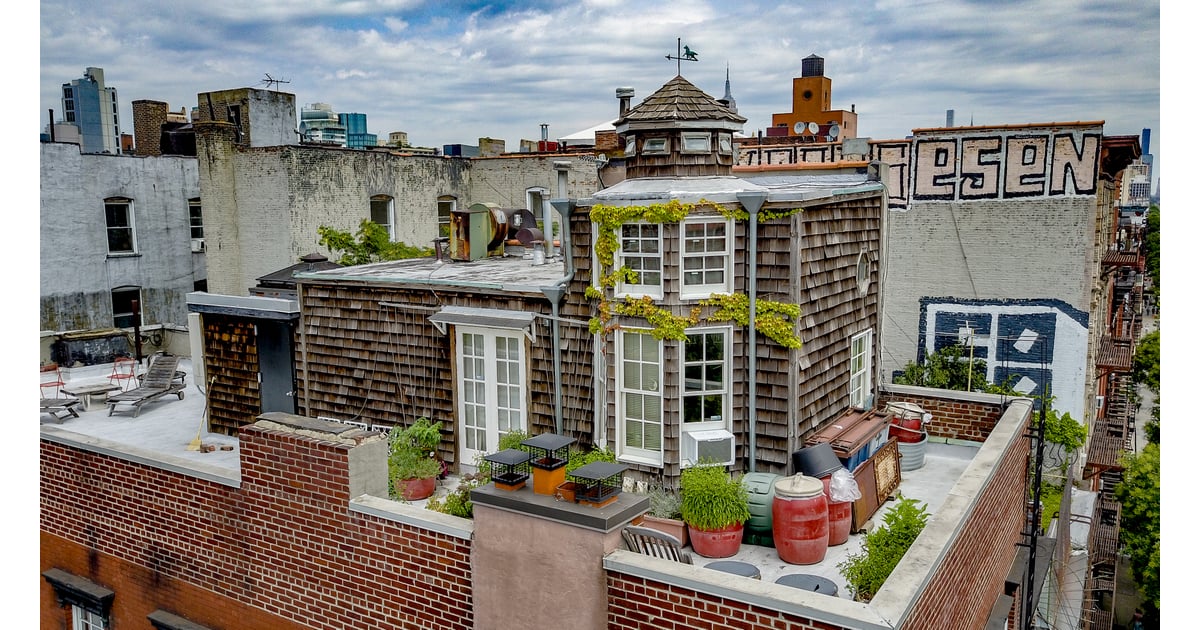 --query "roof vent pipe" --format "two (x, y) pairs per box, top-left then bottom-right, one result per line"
(541, 123), (549, 142)
(616, 87), (635, 118)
